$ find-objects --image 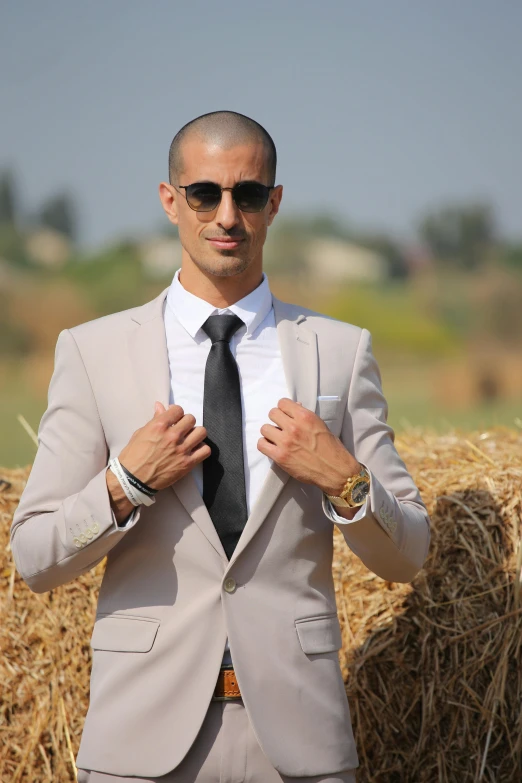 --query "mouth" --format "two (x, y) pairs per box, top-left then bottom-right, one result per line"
(206, 237), (244, 250)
